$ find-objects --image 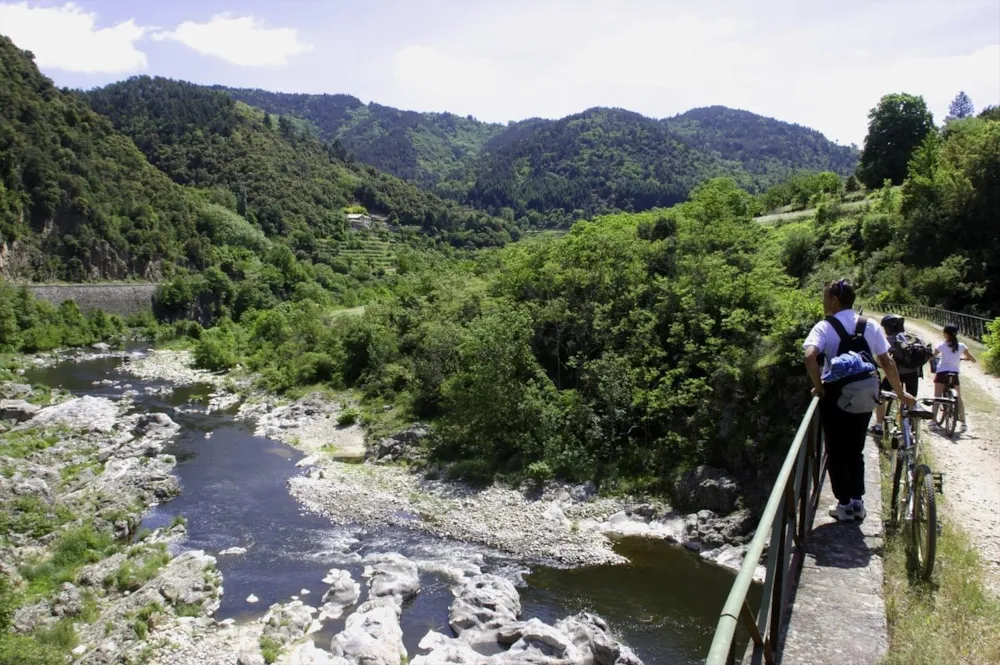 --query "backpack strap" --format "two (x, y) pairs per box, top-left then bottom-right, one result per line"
(825, 314), (873, 357)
